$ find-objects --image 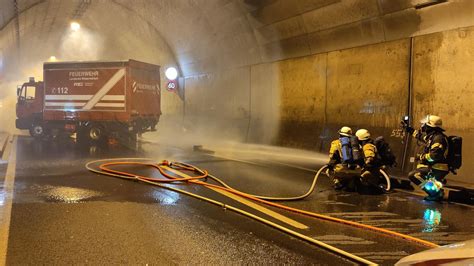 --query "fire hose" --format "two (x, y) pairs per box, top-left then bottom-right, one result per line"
(86, 158), (439, 264)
